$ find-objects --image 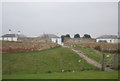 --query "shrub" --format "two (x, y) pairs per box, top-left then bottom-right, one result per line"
(47, 71), (52, 73)
(98, 40), (107, 43)
(94, 46), (101, 51)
